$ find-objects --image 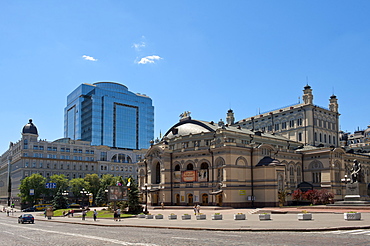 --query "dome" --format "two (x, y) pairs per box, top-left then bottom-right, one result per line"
(22, 119), (38, 135)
